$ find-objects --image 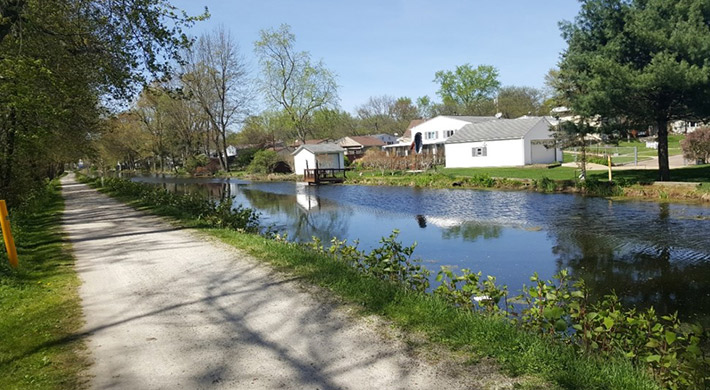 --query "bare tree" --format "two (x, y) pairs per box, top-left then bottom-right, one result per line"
(183, 27), (252, 171)
(254, 24), (338, 143)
